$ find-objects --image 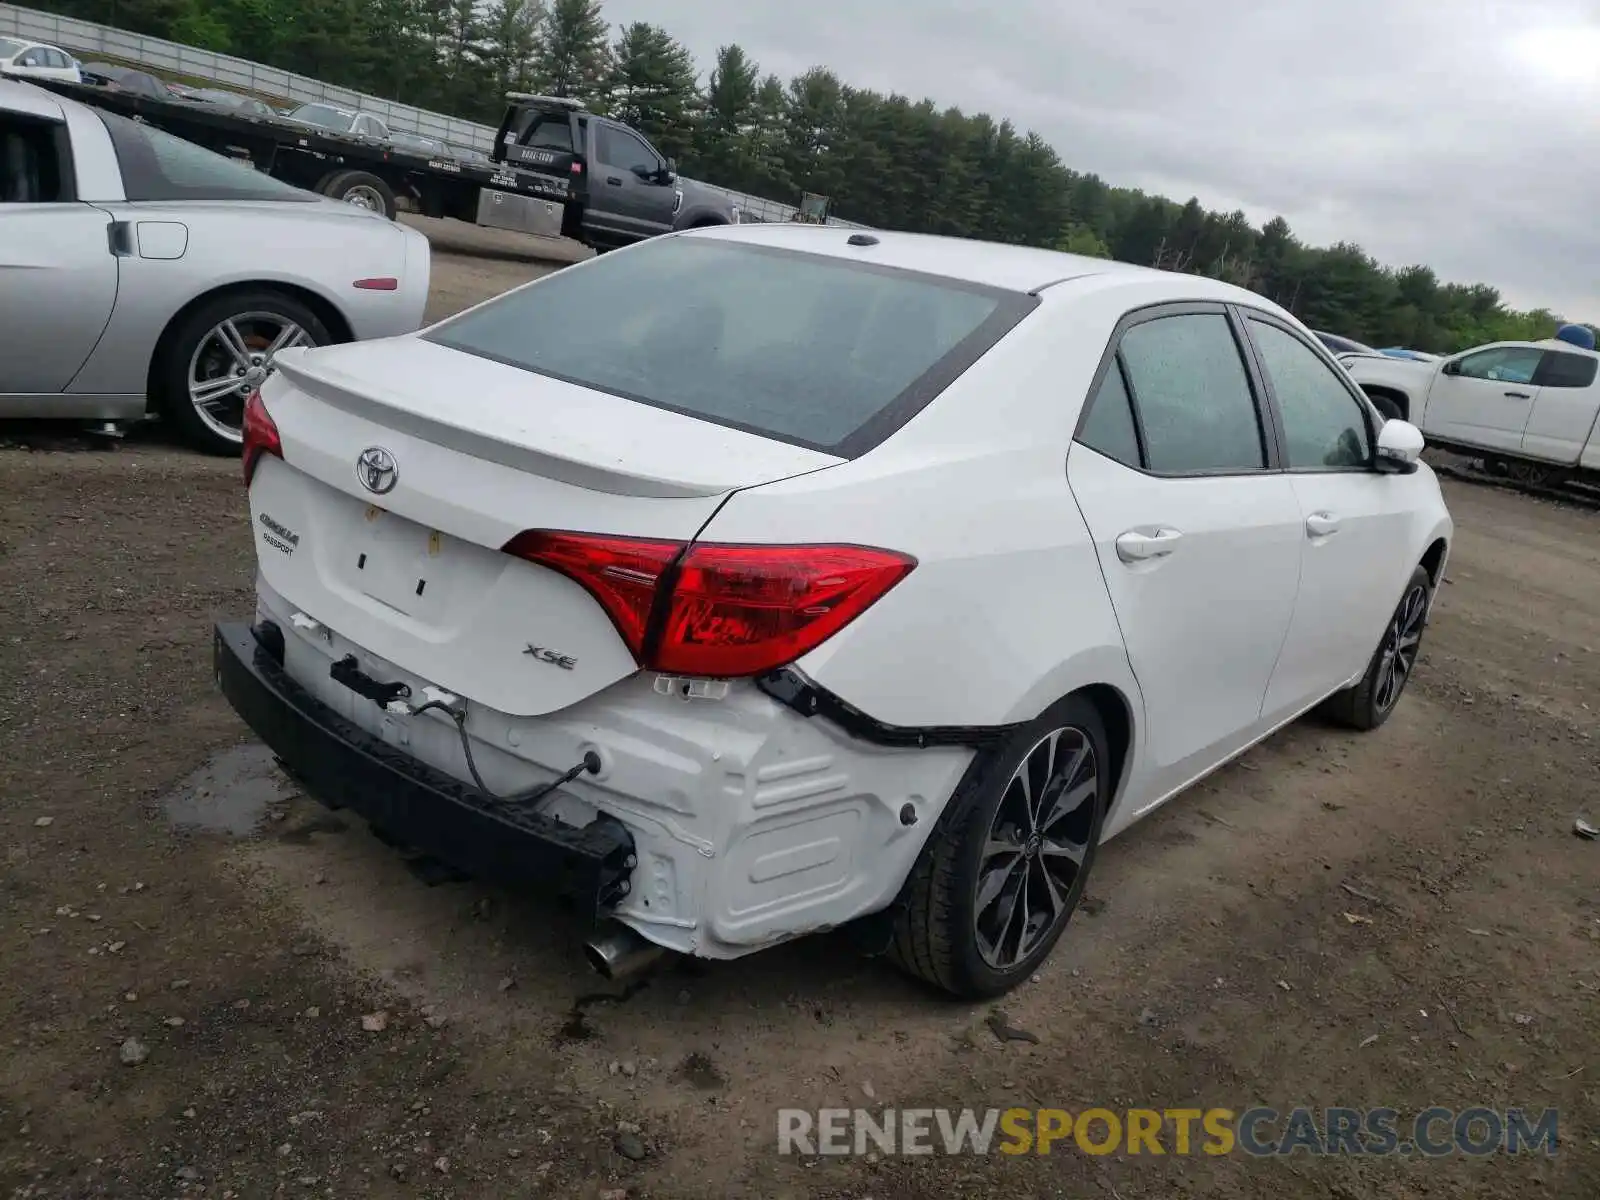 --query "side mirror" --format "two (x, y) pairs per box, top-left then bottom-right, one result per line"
(1441, 359), (1460, 377)
(1373, 418), (1424, 474)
